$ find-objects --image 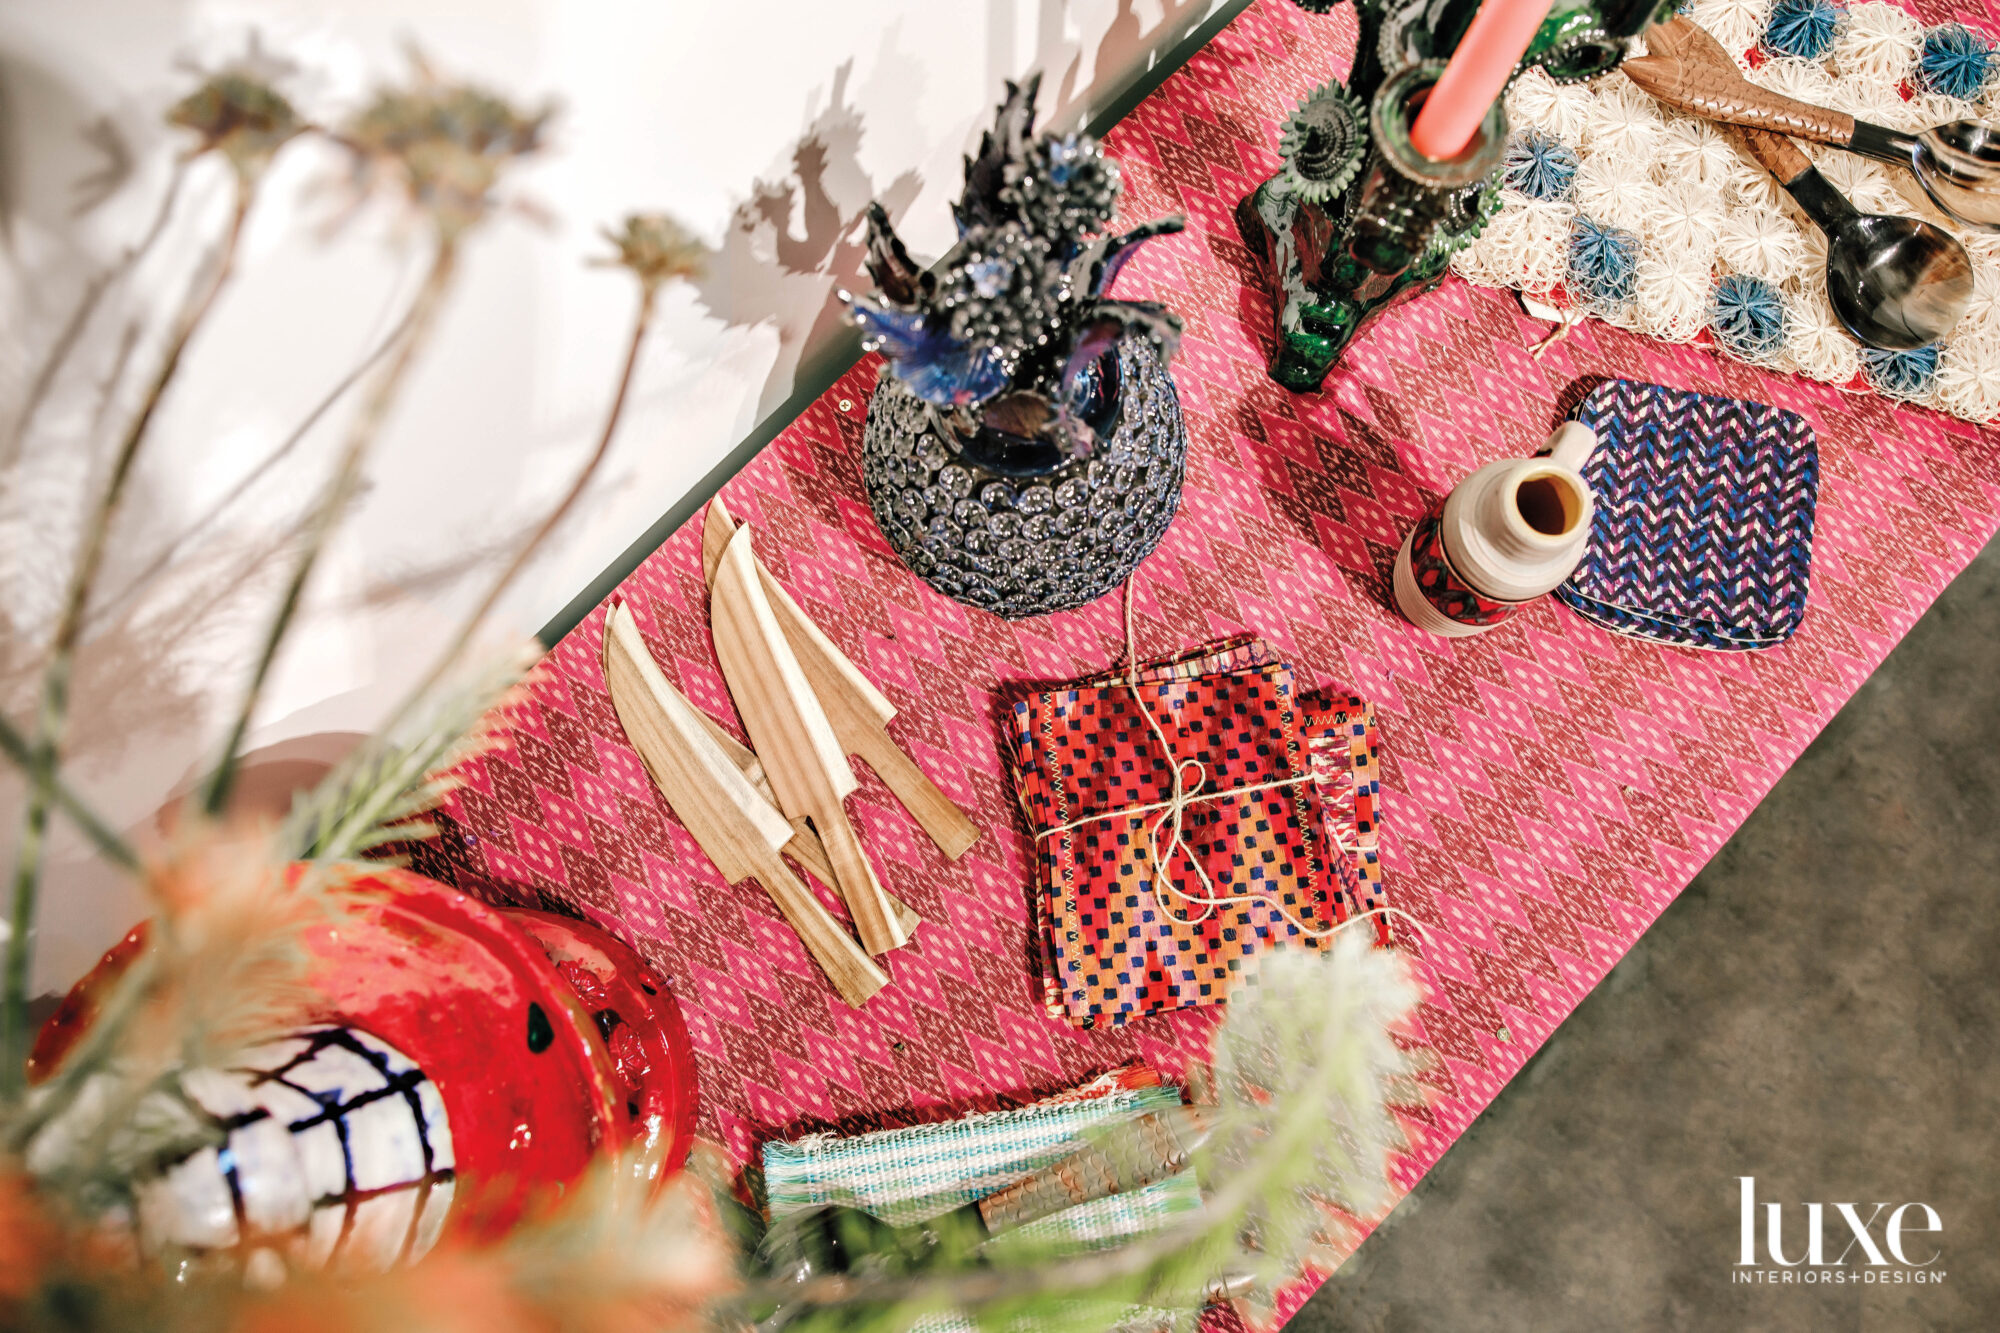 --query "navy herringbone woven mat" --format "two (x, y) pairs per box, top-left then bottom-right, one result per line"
(1558, 380), (1819, 651)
